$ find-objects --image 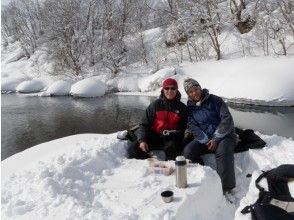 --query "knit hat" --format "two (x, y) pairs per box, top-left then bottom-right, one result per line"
(162, 78), (178, 89)
(183, 78), (201, 93)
